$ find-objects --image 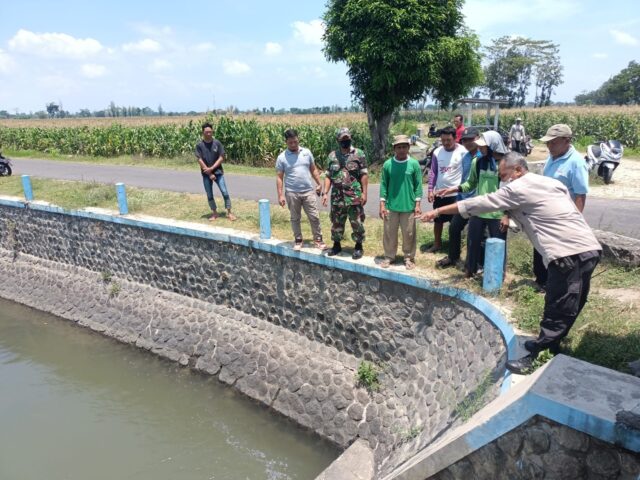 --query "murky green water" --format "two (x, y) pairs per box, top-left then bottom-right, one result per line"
(0, 298), (339, 480)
